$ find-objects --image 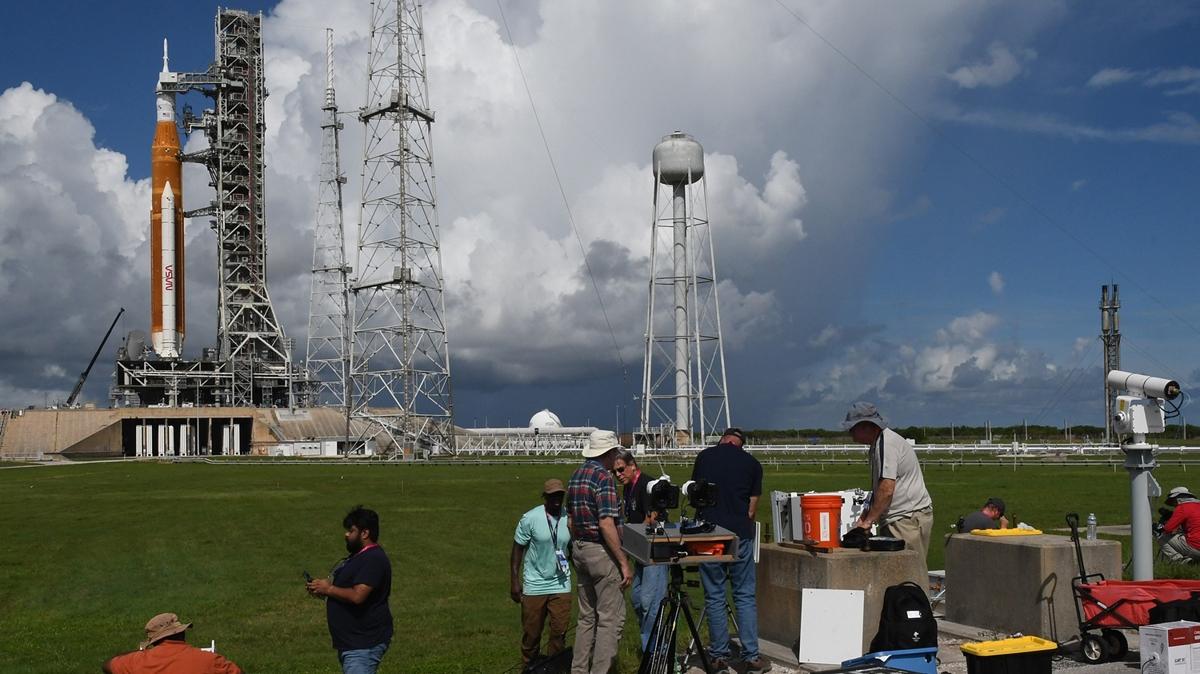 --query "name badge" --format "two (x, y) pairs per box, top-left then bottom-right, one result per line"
(555, 549), (570, 575)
